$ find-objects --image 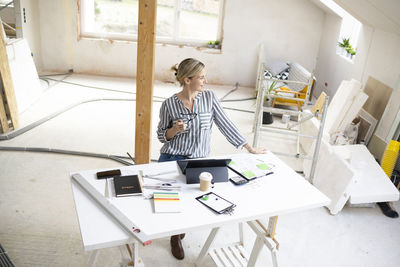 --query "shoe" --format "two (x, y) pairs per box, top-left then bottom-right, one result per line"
(378, 202), (399, 218)
(170, 235), (184, 260)
(180, 233), (186, 240)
